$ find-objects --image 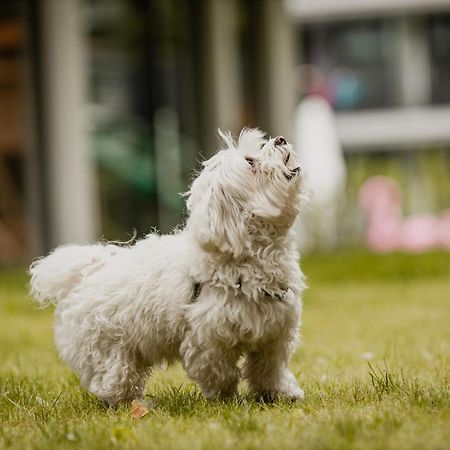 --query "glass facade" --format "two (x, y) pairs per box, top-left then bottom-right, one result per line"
(302, 20), (397, 111)
(429, 13), (450, 105)
(302, 14), (450, 111)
